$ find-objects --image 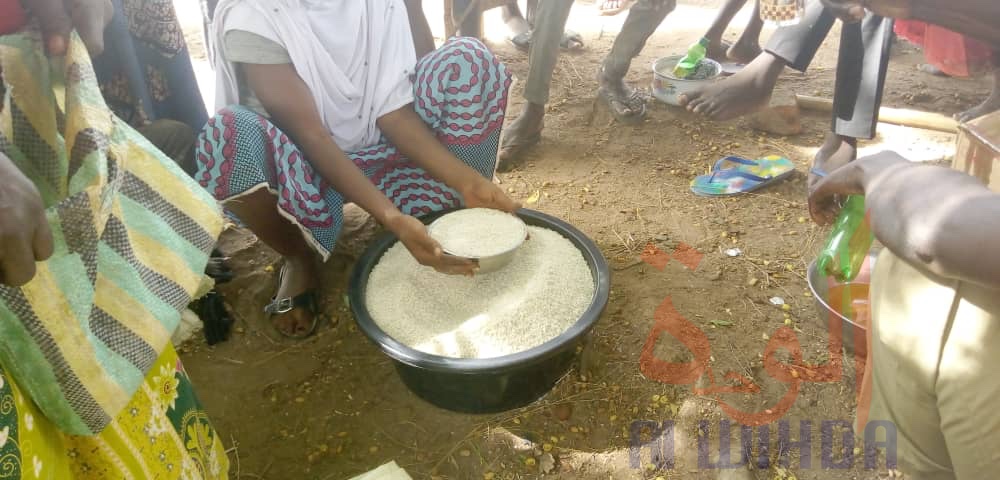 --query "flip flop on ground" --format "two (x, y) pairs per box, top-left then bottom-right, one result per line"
(690, 155), (795, 196)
